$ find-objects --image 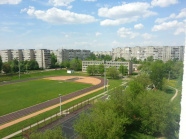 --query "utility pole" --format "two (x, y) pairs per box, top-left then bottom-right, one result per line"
(107, 79), (109, 92)
(104, 60), (106, 91)
(19, 59), (20, 79)
(59, 94), (61, 115)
